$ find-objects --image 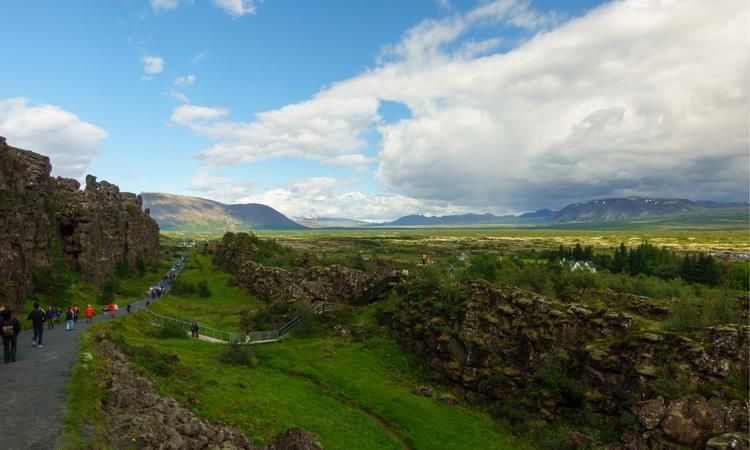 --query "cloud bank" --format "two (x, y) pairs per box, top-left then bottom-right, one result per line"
(176, 0), (749, 217)
(0, 98), (108, 179)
